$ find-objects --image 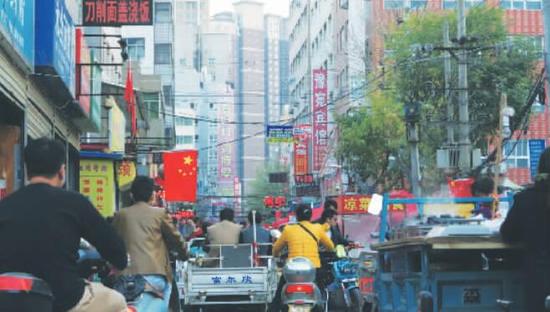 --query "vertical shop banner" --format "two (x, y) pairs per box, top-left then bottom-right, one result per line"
(294, 125), (310, 176)
(312, 69), (328, 172)
(217, 102), (236, 184)
(0, 0), (34, 67)
(109, 99), (126, 153)
(163, 151), (198, 202)
(80, 160), (115, 217)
